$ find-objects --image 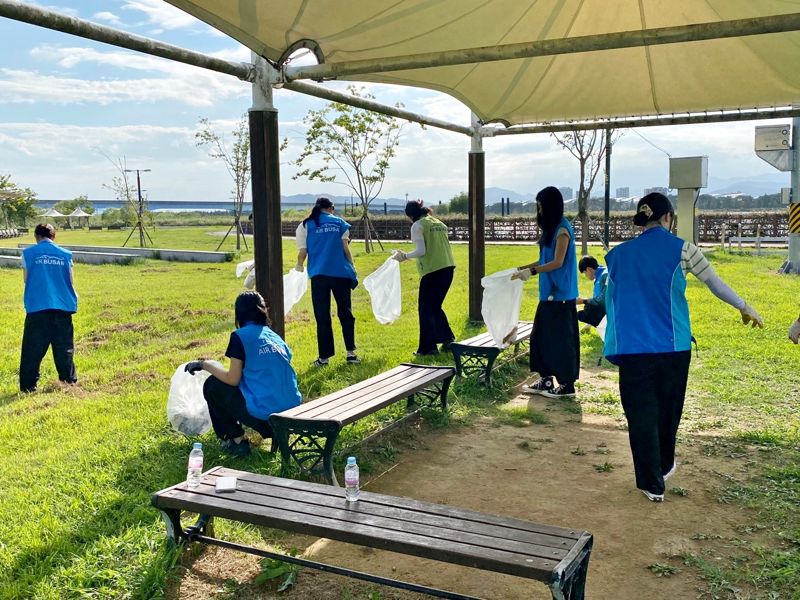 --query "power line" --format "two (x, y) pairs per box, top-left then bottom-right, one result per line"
(631, 129), (672, 158)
